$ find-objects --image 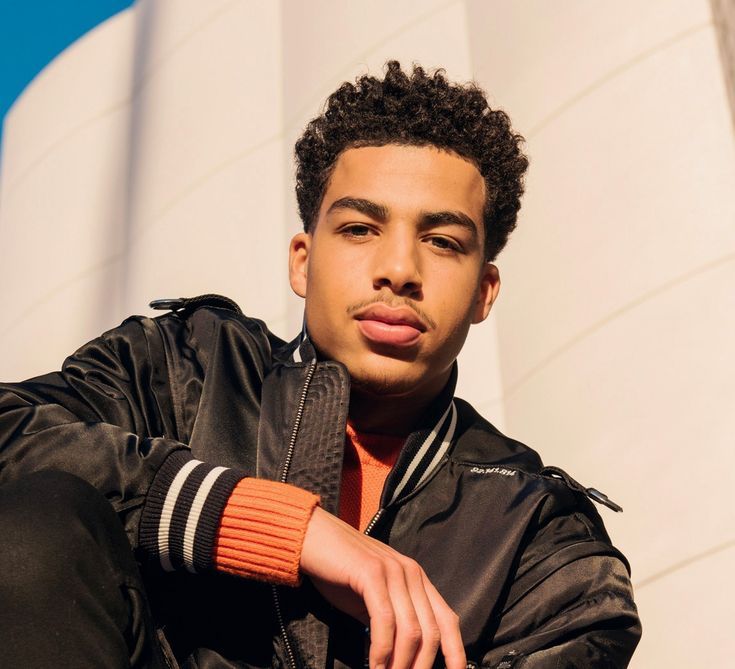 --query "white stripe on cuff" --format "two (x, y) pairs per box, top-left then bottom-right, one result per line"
(182, 466), (229, 573)
(158, 459), (202, 572)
